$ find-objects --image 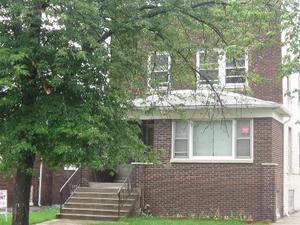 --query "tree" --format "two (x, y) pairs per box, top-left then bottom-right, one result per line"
(0, 0), (297, 225)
